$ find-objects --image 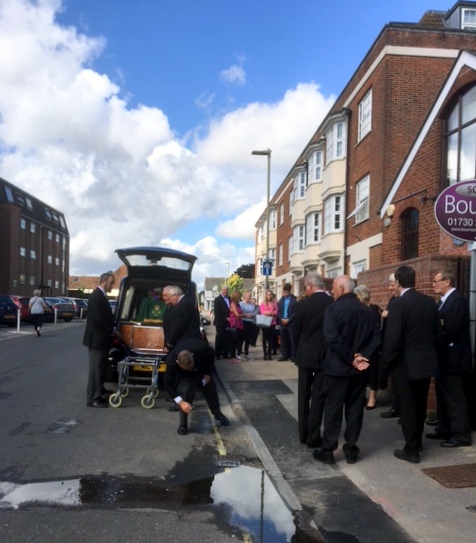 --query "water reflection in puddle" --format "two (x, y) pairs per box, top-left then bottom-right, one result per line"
(0, 466), (296, 542)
